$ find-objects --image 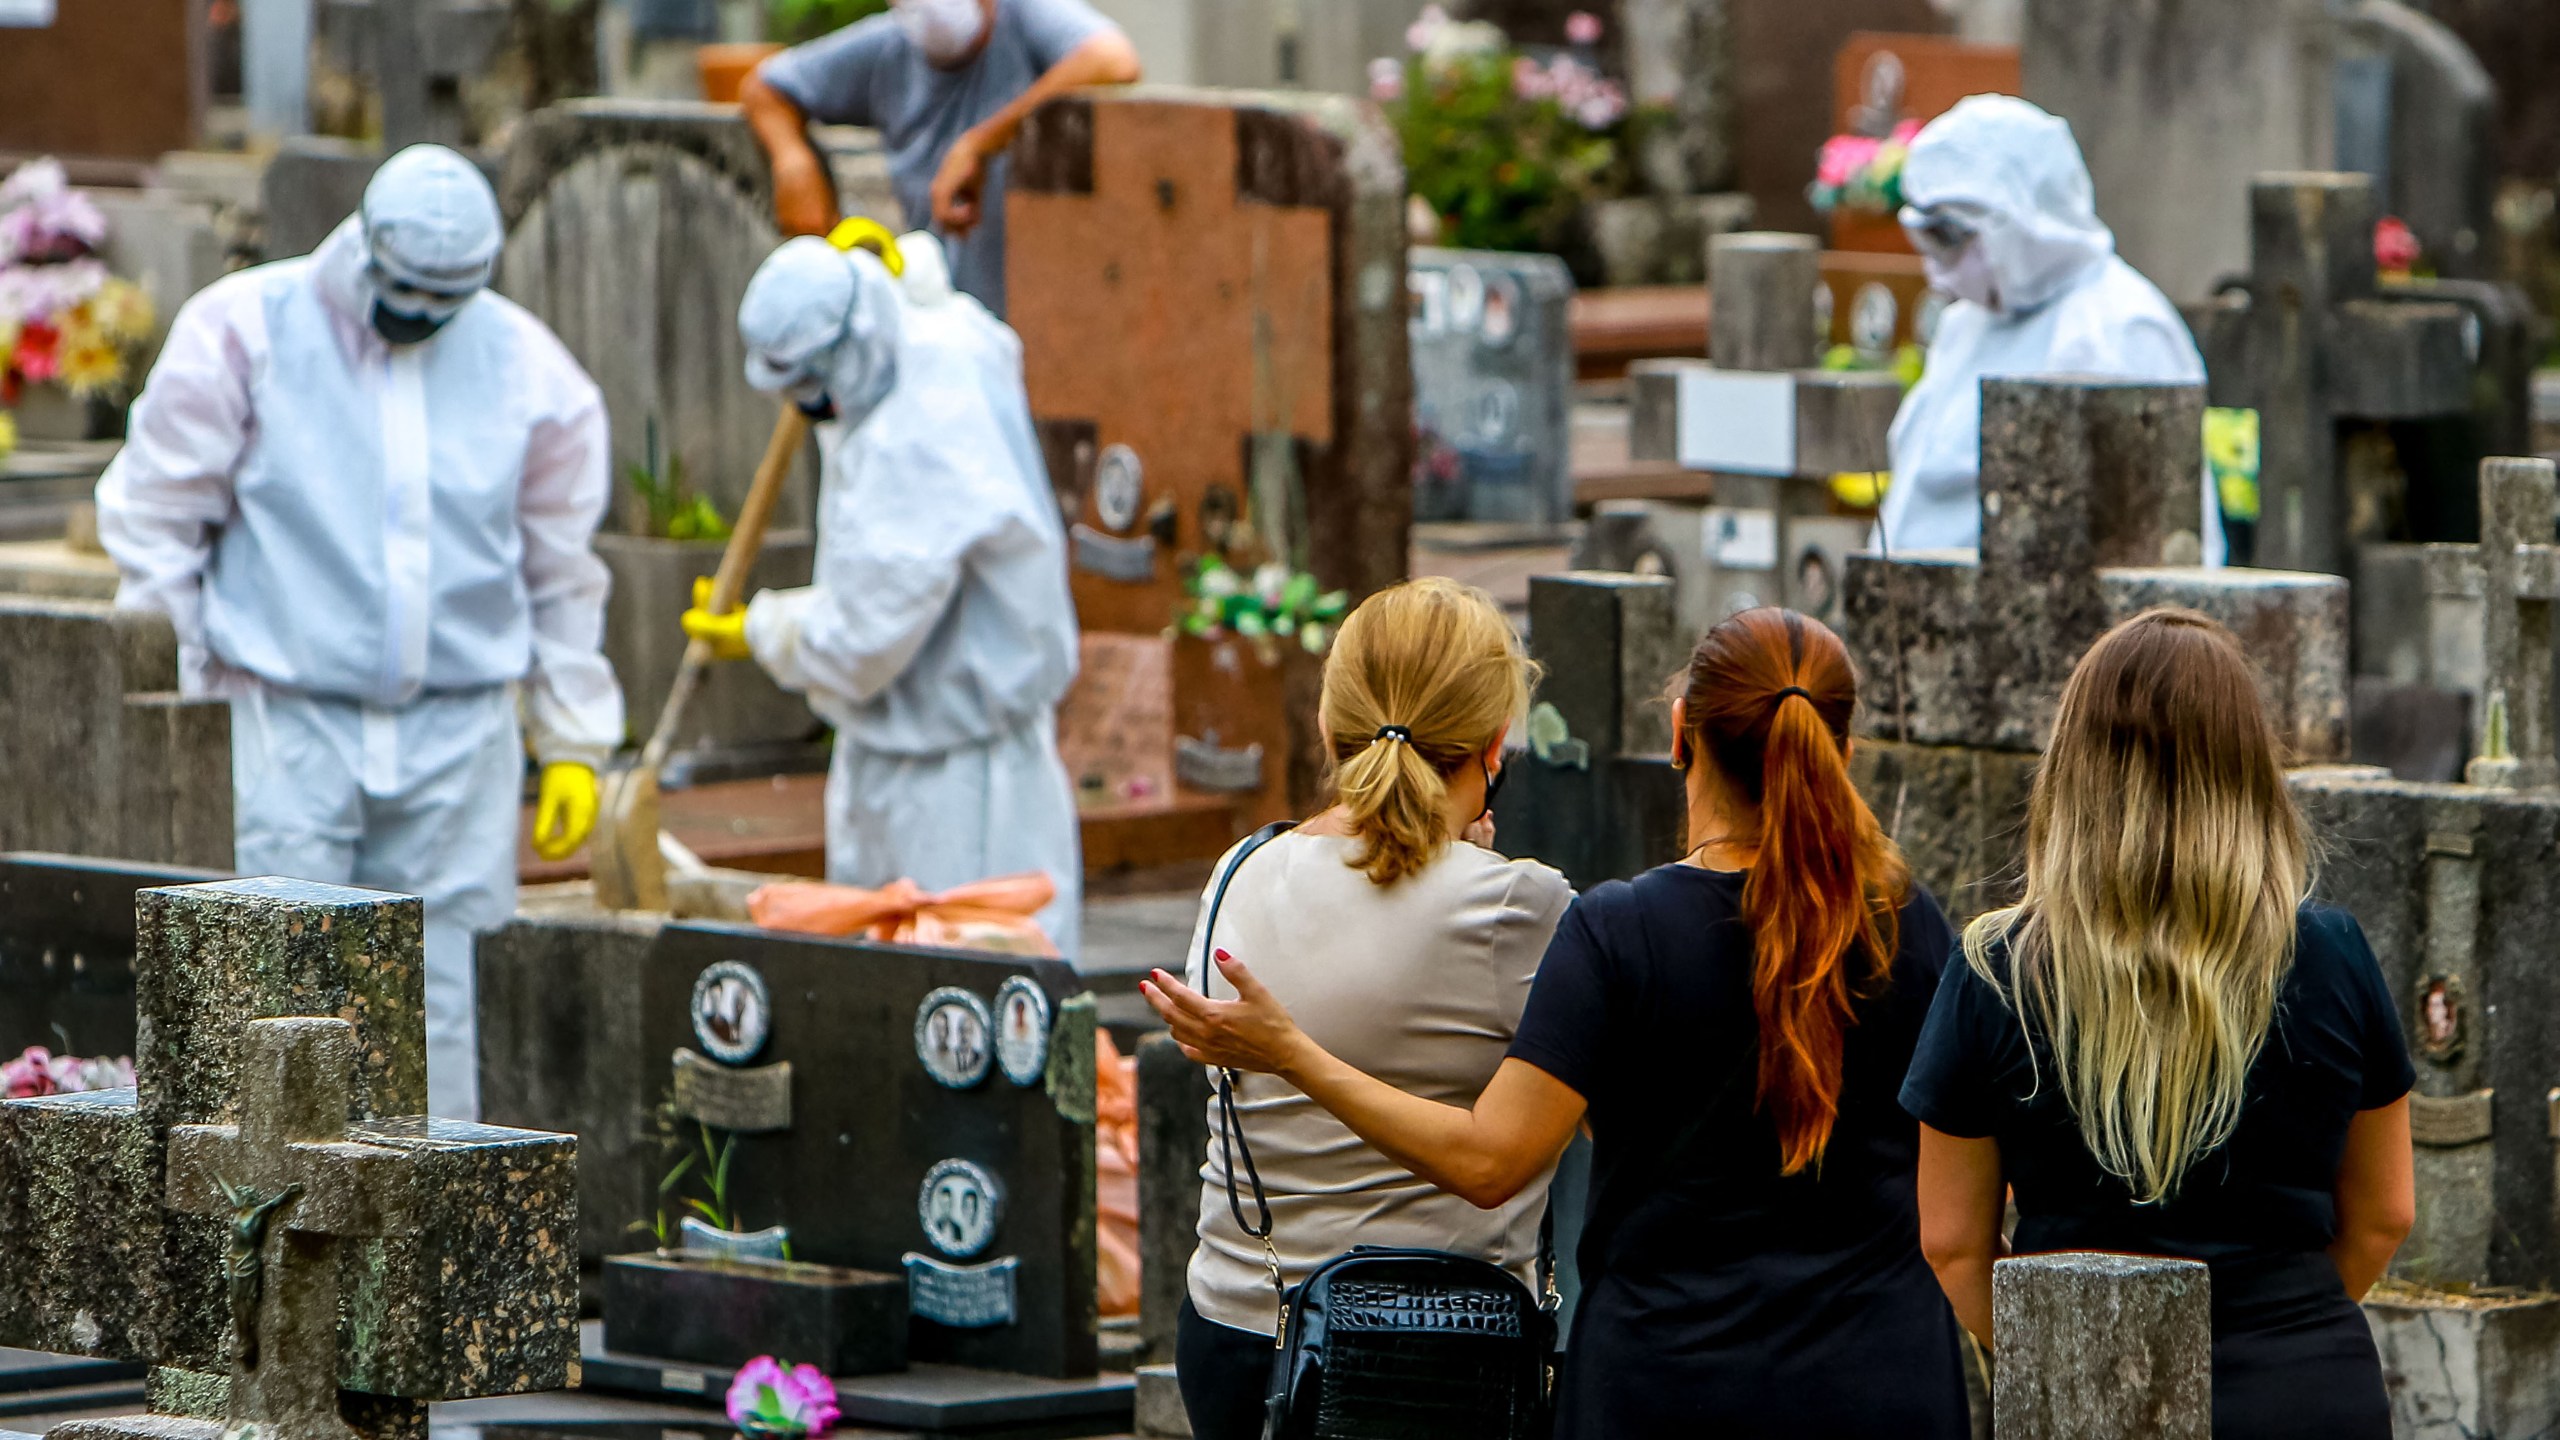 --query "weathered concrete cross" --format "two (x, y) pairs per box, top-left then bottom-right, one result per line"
(2422, 456), (2560, 789)
(166, 1018), (423, 1440)
(0, 878), (577, 1440)
(2191, 171), (2477, 577)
